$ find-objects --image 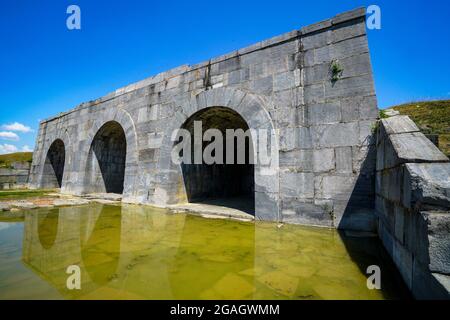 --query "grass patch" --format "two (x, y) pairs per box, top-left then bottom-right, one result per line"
(0, 189), (56, 200)
(0, 152), (33, 168)
(389, 100), (450, 157)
